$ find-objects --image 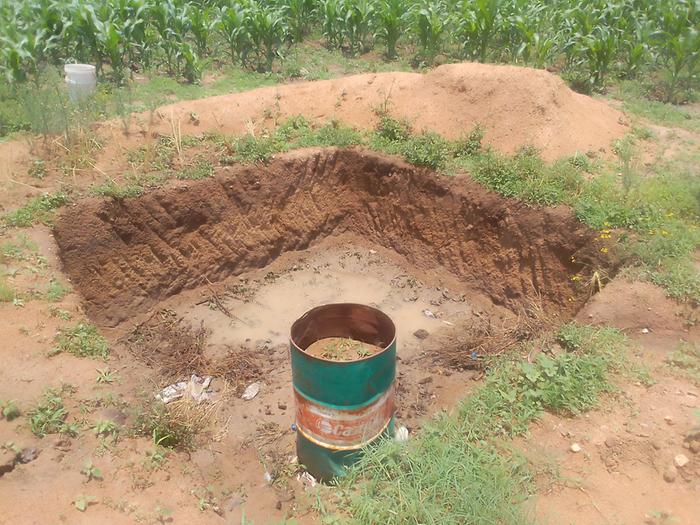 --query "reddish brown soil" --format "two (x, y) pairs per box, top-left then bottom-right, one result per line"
(53, 147), (603, 329)
(101, 62), (626, 162)
(523, 279), (700, 525)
